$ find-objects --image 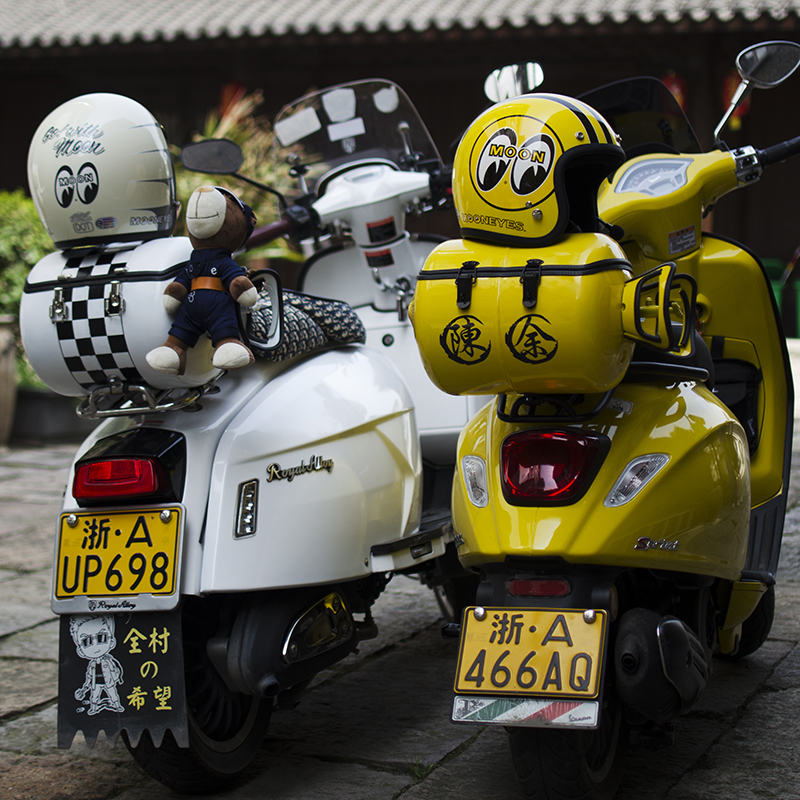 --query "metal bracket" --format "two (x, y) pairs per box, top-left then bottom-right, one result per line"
(49, 287), (69, 323)
(105, 280), (125, 316)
